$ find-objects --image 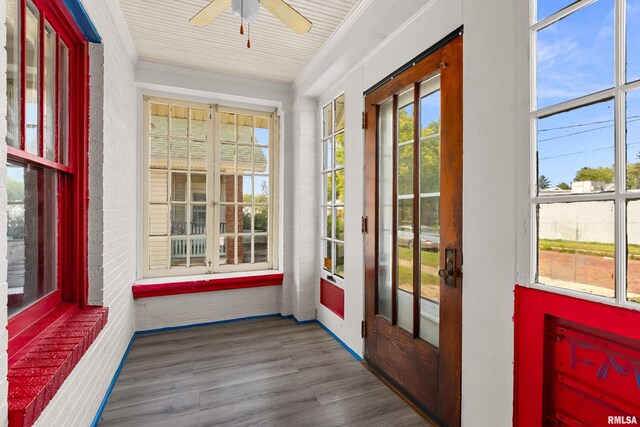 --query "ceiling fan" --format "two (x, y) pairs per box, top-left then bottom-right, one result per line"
(189, 0), (313, 48)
